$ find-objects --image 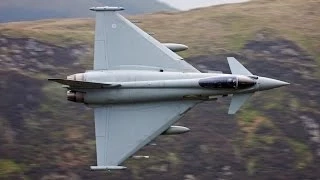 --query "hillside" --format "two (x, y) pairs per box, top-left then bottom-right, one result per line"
(0, 0), (319, 179)
(0, 0), (176, 23)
